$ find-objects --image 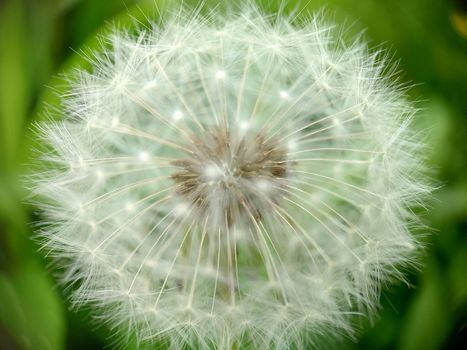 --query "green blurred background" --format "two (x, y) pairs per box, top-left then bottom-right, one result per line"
(0, 0), (466, 349)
